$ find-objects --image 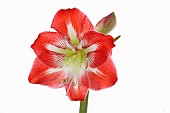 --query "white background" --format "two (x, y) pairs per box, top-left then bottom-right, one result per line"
(0, 0), (170, 113)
